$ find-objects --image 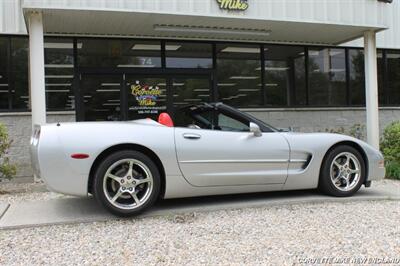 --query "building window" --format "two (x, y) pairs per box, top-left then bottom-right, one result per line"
(308, 48), (347, 106)
(10, 37), (29, 110)
(264, 45), (305, 106)
(44, 38), (75, 111)
(0, 38), (9, 110)
(172, 77), (212, 109)
(166, 42), (213, 68)
(216, 44), (262, 107)
(386, 51), (400, 106)
(78, 39), (162, 68)
(80, 74), (122, 121)
(349, 49), (365, 106)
